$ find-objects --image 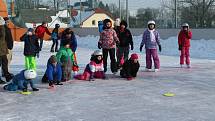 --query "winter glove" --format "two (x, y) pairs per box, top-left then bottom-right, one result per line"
(131, 45), (134, 50)
(36, 53), (40, 58)
(178, 45), (182, 51)
(98, 42), (101, 49)
(140, 45), (143, 52)
(158, 45), (162, 52)
(127, 77), (133, 81)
